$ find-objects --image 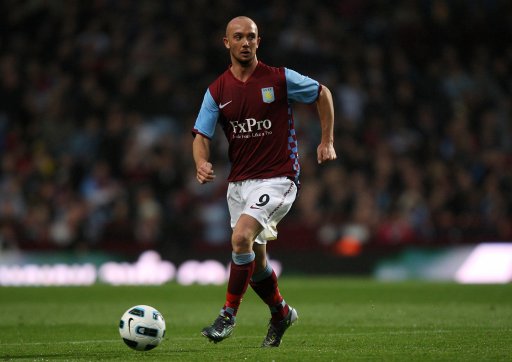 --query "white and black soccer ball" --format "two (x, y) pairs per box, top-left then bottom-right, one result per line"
(119, 305), (166, 351)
